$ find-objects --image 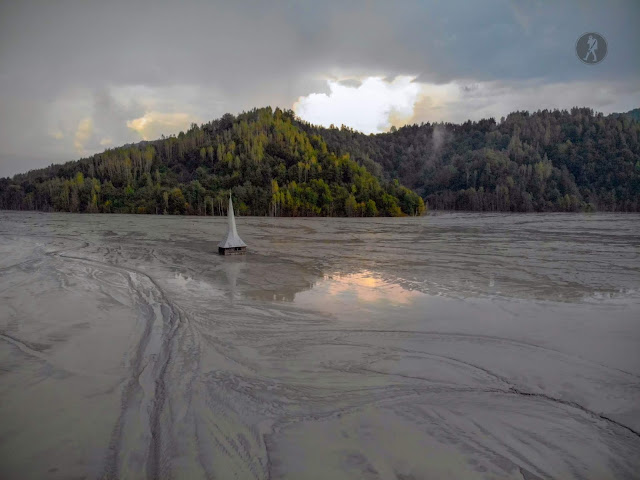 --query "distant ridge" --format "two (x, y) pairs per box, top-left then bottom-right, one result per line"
(609, 108), (640, 123)
(296, 107), (640, 212)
